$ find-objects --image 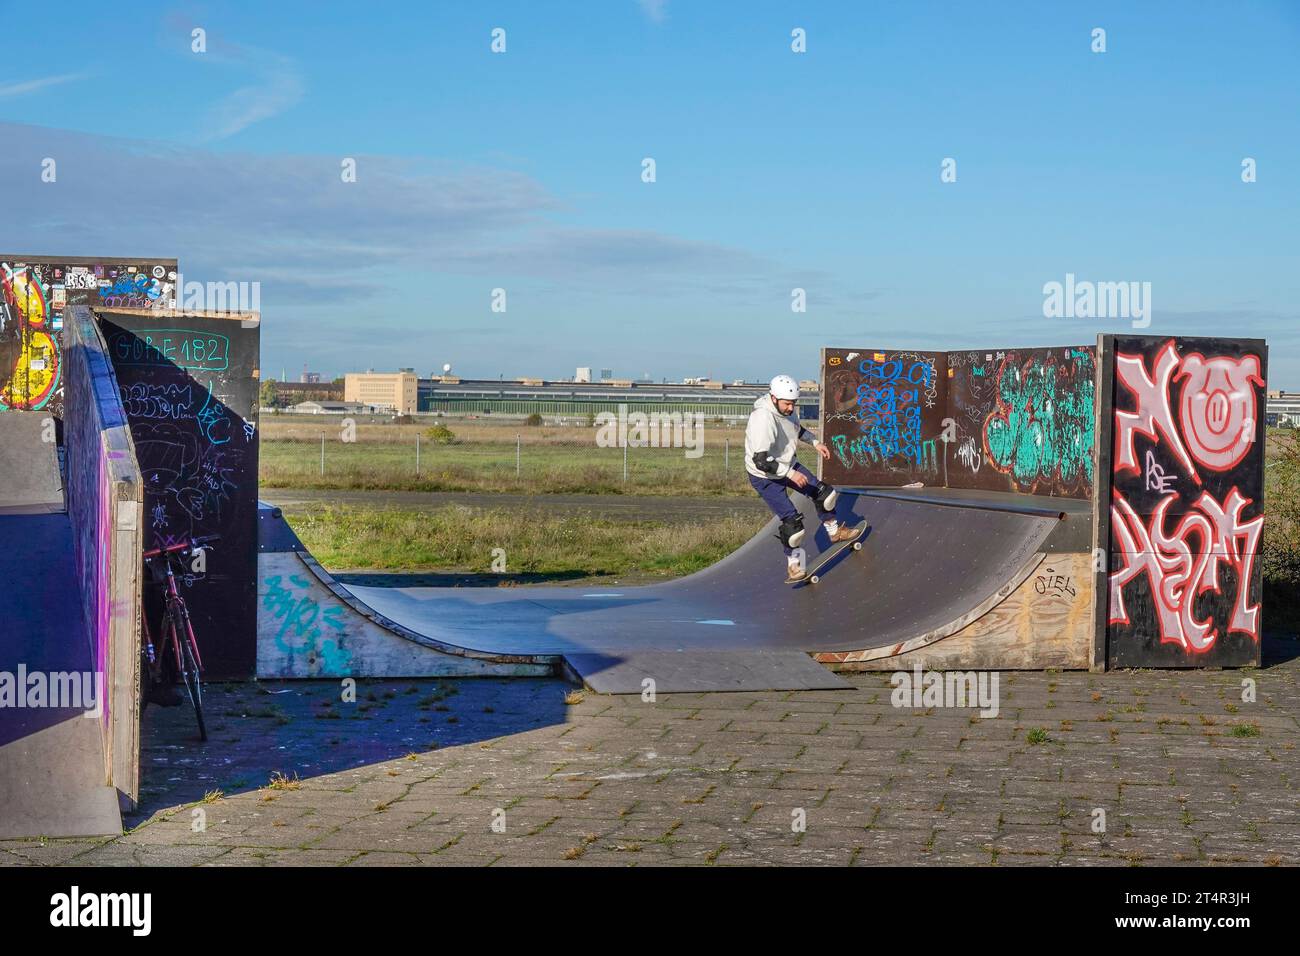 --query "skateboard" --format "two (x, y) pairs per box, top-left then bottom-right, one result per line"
(785, 524), (867, 585)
